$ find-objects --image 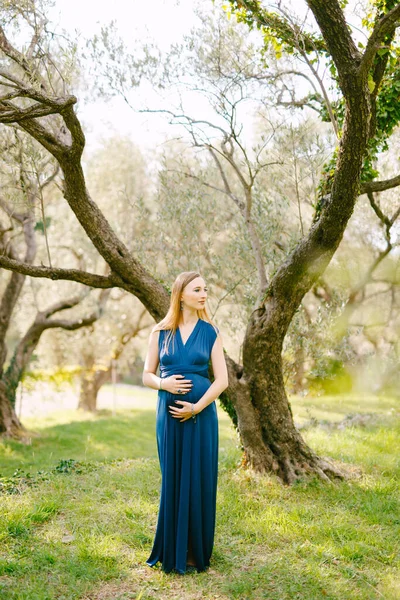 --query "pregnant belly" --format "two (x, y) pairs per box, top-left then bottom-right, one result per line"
(160, 372), (212, 406)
